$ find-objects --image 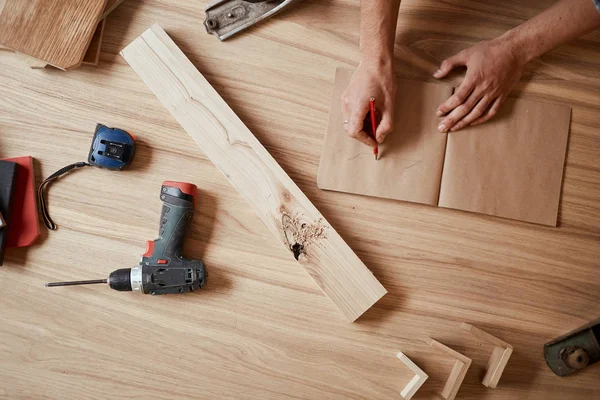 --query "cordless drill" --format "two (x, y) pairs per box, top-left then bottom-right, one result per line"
(46, 181), (207, 295)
